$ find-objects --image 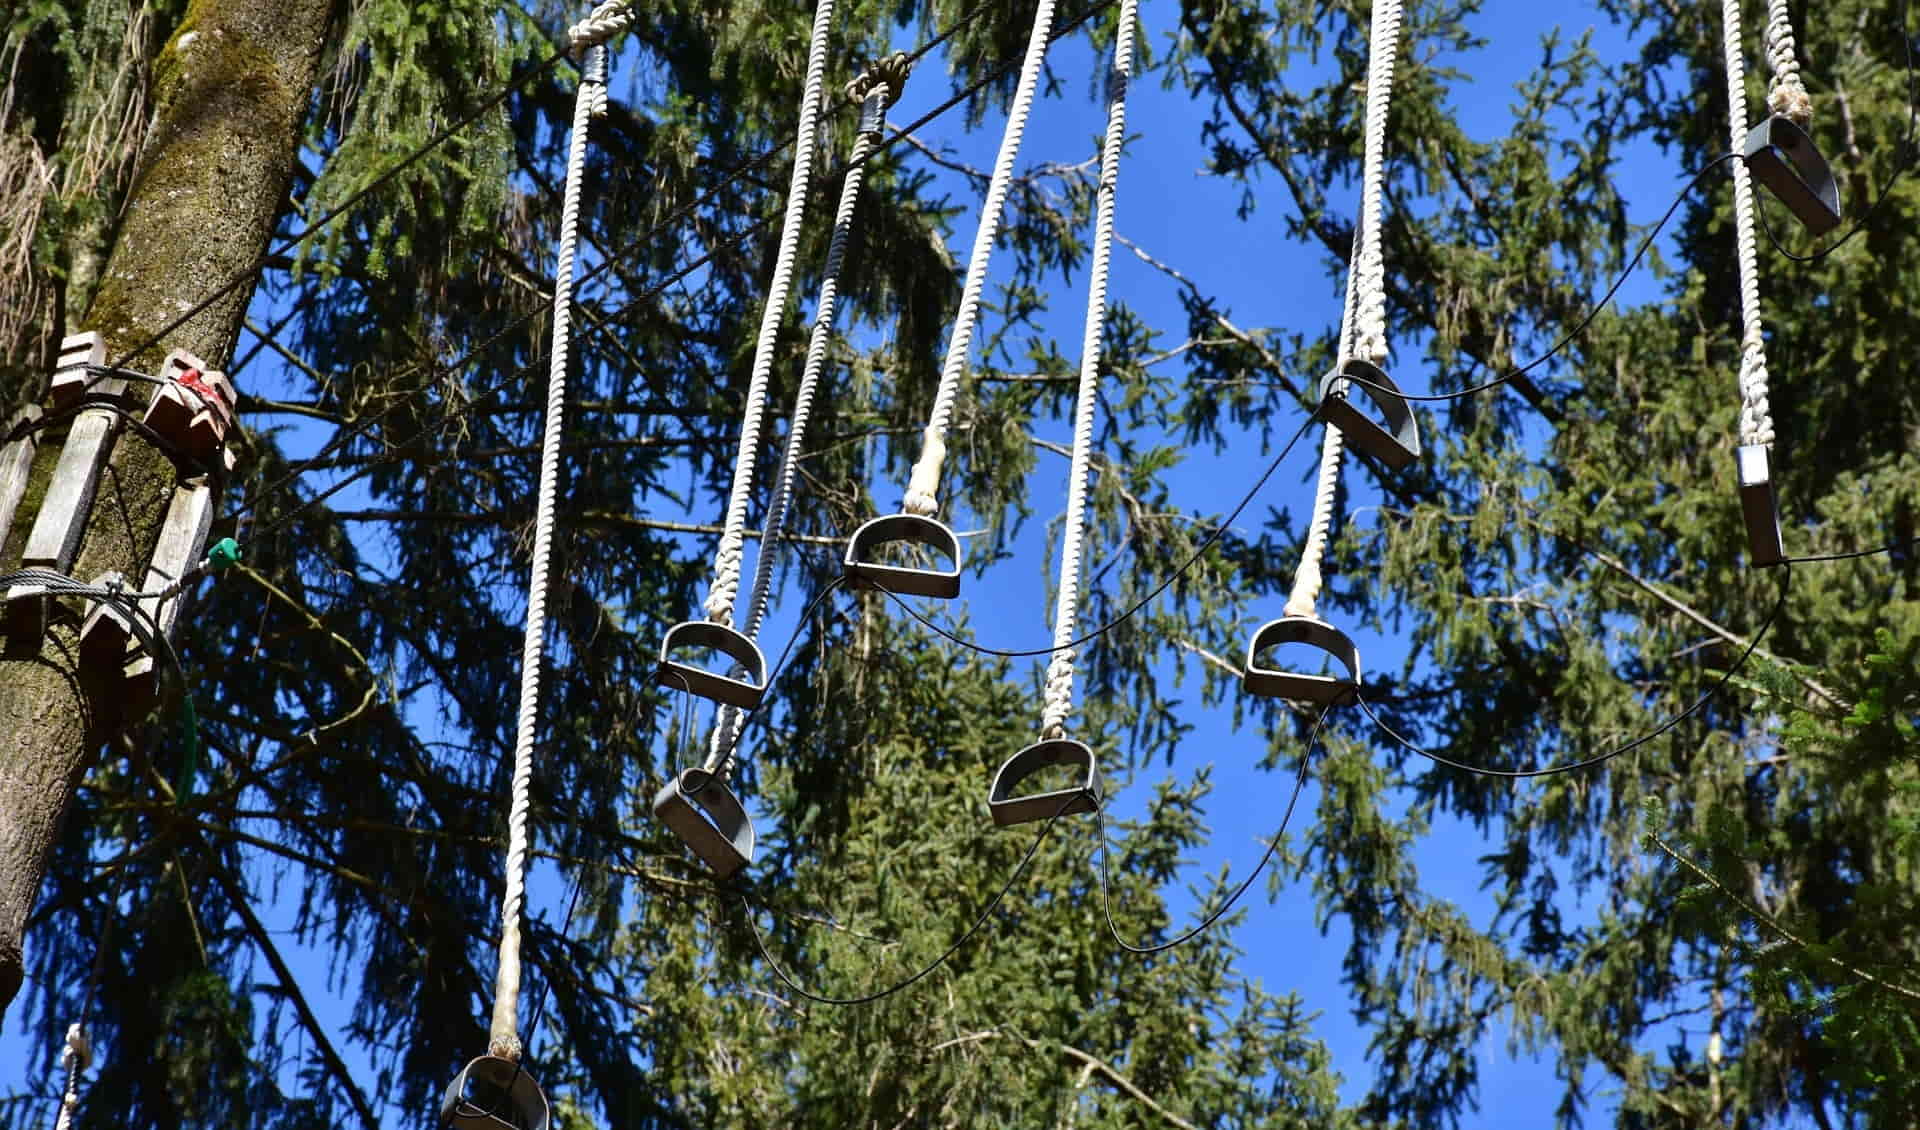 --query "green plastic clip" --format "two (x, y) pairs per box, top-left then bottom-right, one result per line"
(207, 538), (242, 573)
